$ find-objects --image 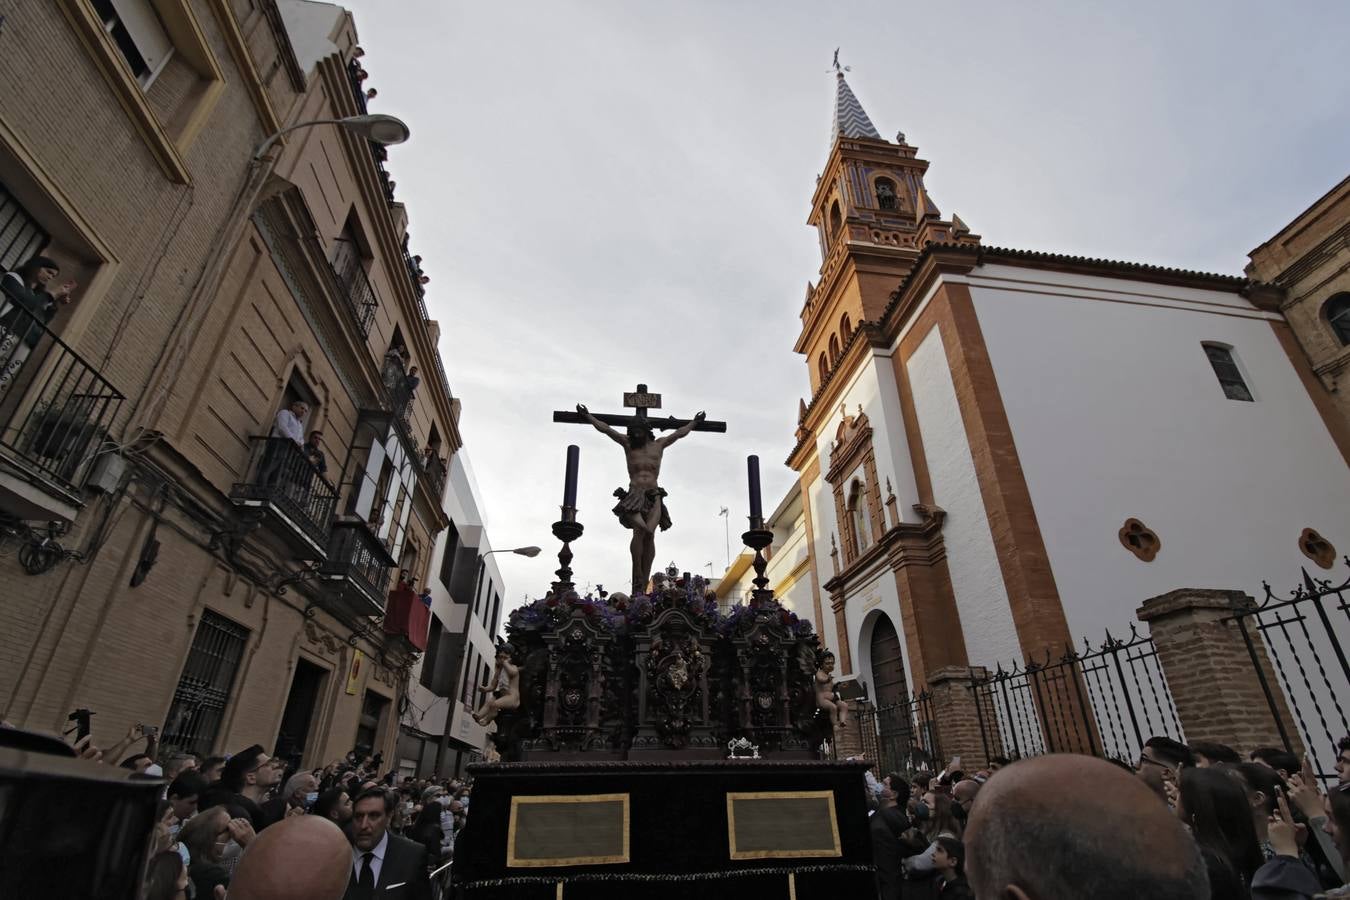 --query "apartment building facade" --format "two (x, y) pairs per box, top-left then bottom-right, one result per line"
(0, 0), (460, 769)
(397, 450), (513, 778)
